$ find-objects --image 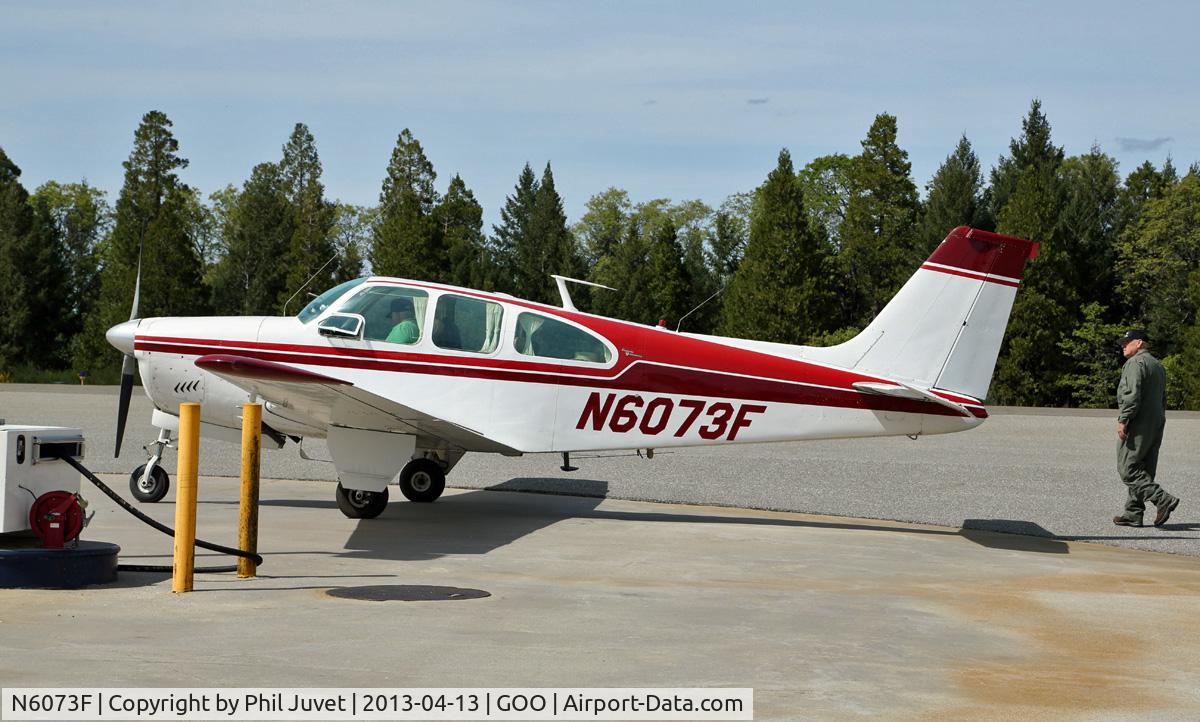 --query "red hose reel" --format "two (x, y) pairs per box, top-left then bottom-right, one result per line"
(29, 491), (85, 549)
